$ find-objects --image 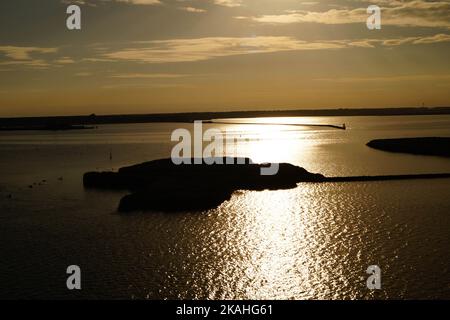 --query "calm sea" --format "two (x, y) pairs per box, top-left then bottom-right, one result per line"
(0, 115), (449, 299)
